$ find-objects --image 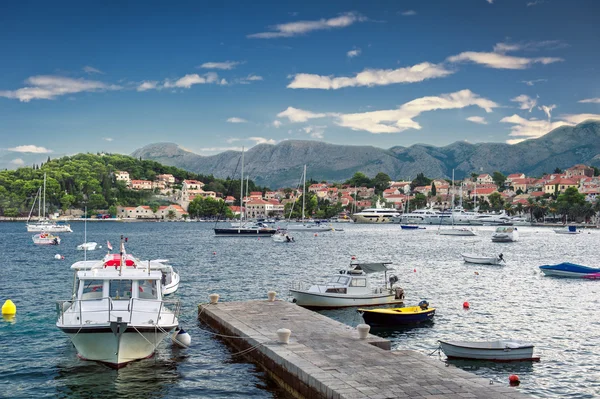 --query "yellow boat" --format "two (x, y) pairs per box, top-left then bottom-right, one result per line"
(359, 301), (435, 326)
